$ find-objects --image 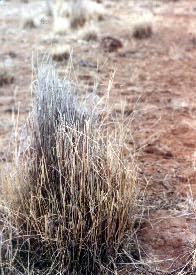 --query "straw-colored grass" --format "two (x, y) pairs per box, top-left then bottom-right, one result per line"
(50, 45), (71, 62)
(131, 13), (154, 40)
(0, 61), (137, 274)
(79, 25), (99, 41)
(52, 0), (105, 33)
